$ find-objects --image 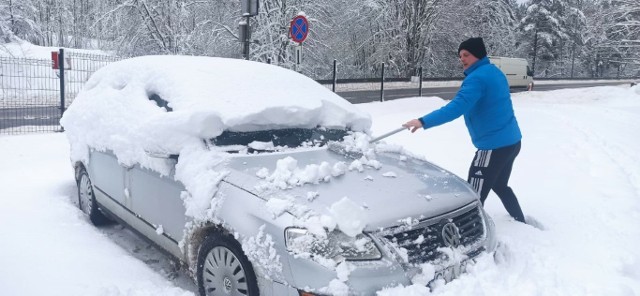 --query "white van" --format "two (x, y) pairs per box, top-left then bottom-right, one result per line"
(489, 56), (534, 90)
